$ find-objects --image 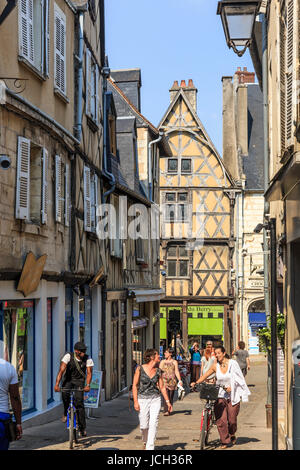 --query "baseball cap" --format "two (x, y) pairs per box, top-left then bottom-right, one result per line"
(74, 341), (87, 352)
